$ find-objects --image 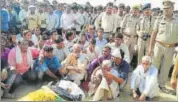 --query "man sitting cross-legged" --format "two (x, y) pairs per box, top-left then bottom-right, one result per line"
(61, 43), (88, 85)
(130, 56), (159, 101)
